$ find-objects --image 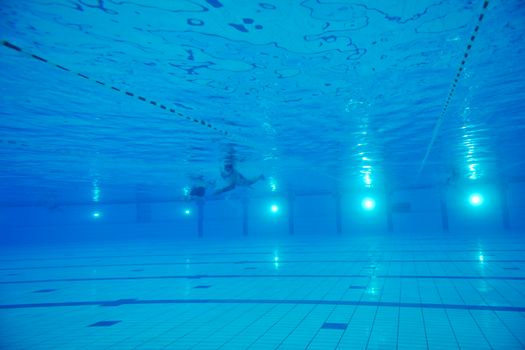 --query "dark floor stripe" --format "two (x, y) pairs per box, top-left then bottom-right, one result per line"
(32, 289), (57, 293)
(322, 322), (348, 330)
(2, 248), (525, 263)
(89, 320), (121, 327)
(2, 259), (524, 271)
(0, 298), (523, 313)
(2, 273), (524, 285)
